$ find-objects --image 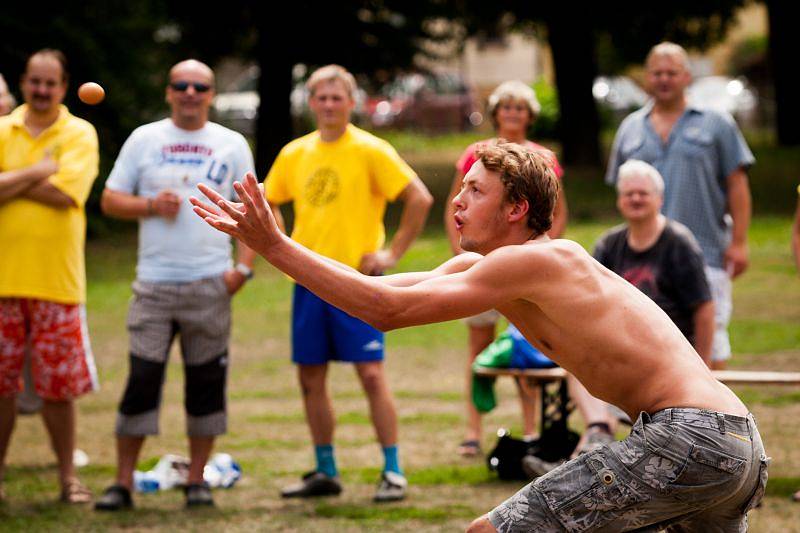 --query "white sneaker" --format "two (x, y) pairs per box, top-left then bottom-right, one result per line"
(373, 471), (407, 502)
